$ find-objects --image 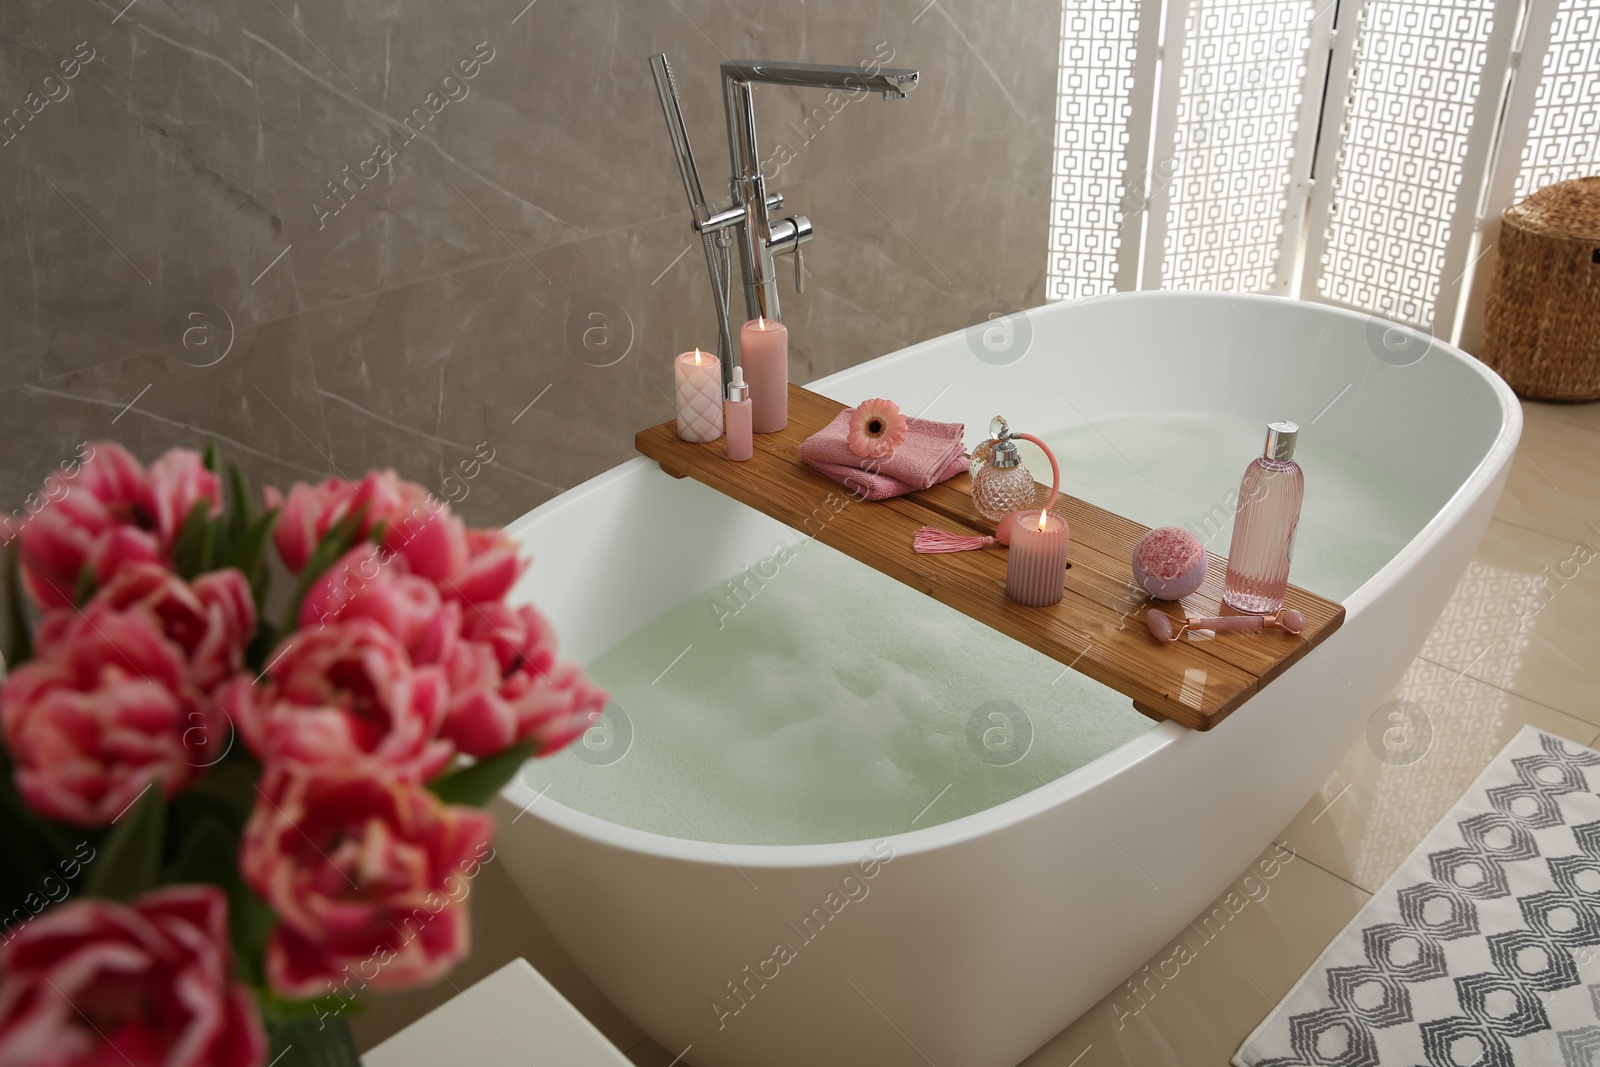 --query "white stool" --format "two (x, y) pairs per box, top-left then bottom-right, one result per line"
(362, 958), (634, 1067)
